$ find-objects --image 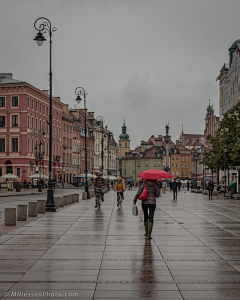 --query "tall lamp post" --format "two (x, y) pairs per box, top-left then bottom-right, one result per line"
(75, 87), (90, 199)
(96, 116), (104, 175)
(202, 153), (206, 190)
(33, 17), (57, 212)
(224, 145), (228, 196)
(106, 133), (113, 191)
(211, 149), (214, 181)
